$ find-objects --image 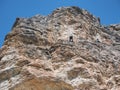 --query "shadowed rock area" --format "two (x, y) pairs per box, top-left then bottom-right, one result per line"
(0, 6), (120, 90)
